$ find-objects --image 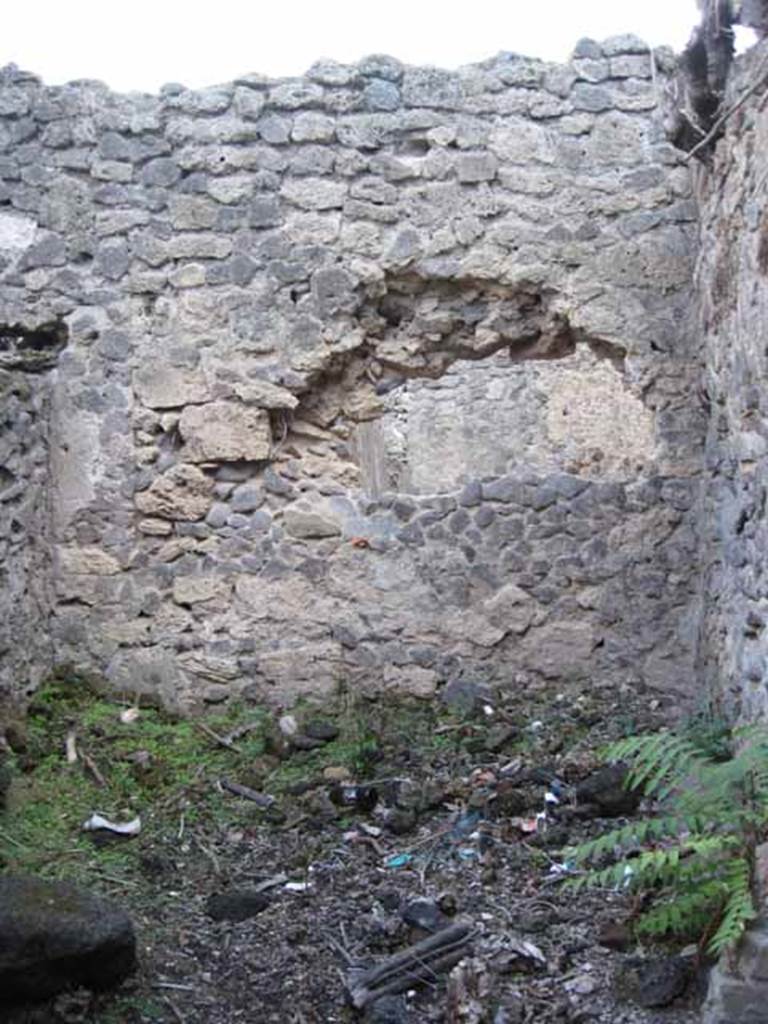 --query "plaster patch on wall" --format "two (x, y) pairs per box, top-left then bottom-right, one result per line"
(544, 351), (655, 475)
(0, 212), (36, 251)
(366, 346), (655, 495)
